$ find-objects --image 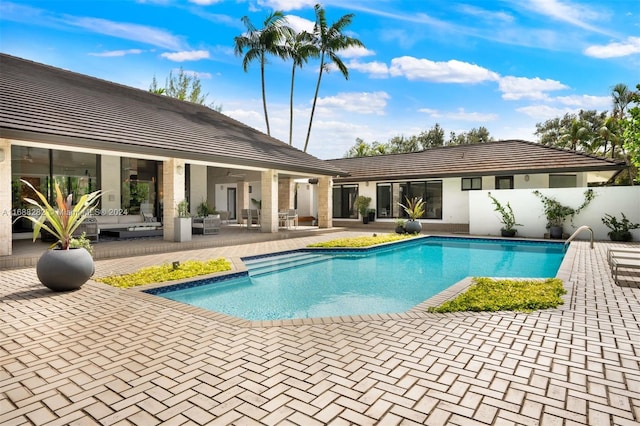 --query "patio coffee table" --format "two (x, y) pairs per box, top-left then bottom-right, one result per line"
(101, 226), (163, 239)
